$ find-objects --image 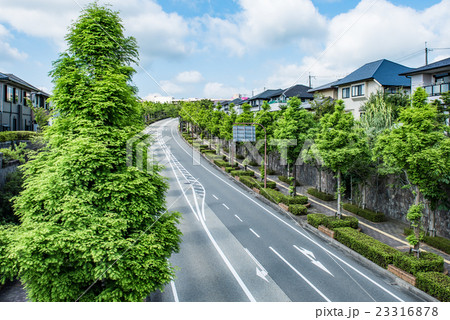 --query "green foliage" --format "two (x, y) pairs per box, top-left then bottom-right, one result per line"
(416, 272), (450, 302)
(0, 170), (23, 224)
(406, 203), (424, 247)
(289, 204), (307, 216)
(214, 159), (231, 168)
(307, 213), (327, 228)
(0, 224), (18, 285)
(404, 228), (450, 254)
(310, 94), (336, 120)
(30, 103), (52, 132)
(323, 215), (359, 230)
(231, 170), (255, 177)
(0, 131), (38, 143)
(240, 176), (276, 190)
(393, 251), (444, 276)
(10, 3), (181, 302)
(142, 101), (179, 123)
(307, 187), (335, 201)
(334, 227), (399, 269)
(260, 160), (265, 181)
(260, 188), (286, 204)
(0, 142), (30, 165)
(343, 203), (386, 222)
